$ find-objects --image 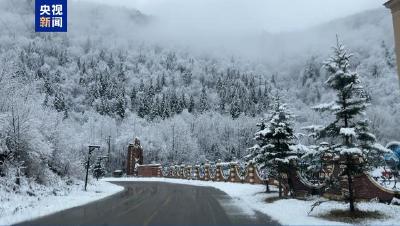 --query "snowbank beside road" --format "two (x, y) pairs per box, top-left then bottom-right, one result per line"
(0, 180), (123, 225)
(104, 177), (400, 225)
